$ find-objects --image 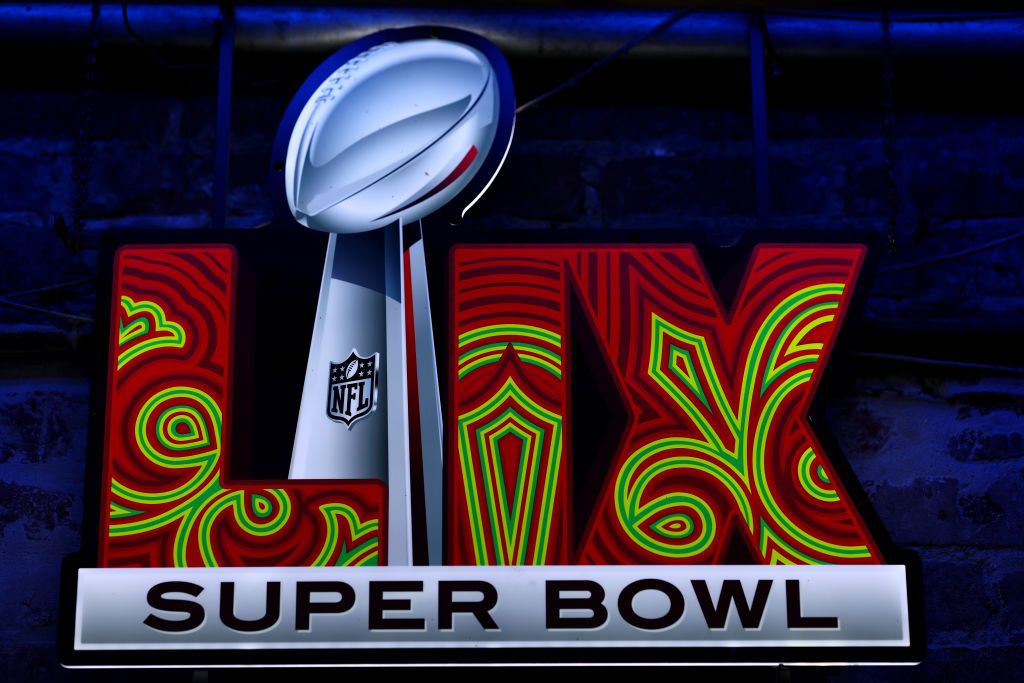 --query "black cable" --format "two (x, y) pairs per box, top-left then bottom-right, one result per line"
(516, 8), (694, 114)
(0, 298), (93, 324)
(122, 2), (279, 87)
(122, 1), (213, 74)
(511, 7), (1023, 116)
(852, 351), (1024, 375)
(0, 279), (94, 299)
(878, 226), (1024, 273)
